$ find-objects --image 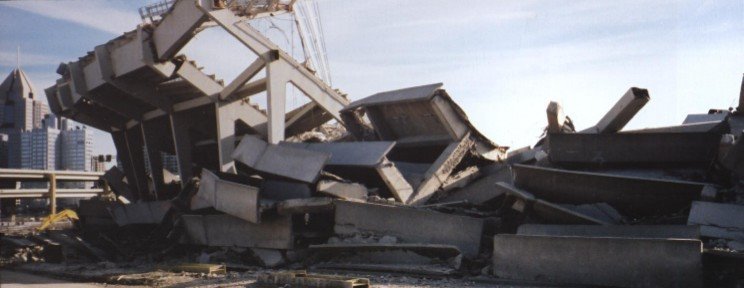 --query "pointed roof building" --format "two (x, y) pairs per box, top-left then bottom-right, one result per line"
(0, 67), (37, 104)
